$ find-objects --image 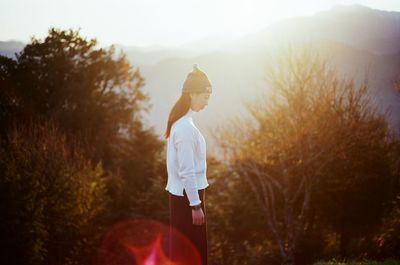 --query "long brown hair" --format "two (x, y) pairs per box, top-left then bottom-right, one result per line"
(164, 92), (191, 139)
